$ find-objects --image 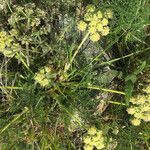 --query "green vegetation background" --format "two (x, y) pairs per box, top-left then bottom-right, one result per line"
(0, 0), (149, 149)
